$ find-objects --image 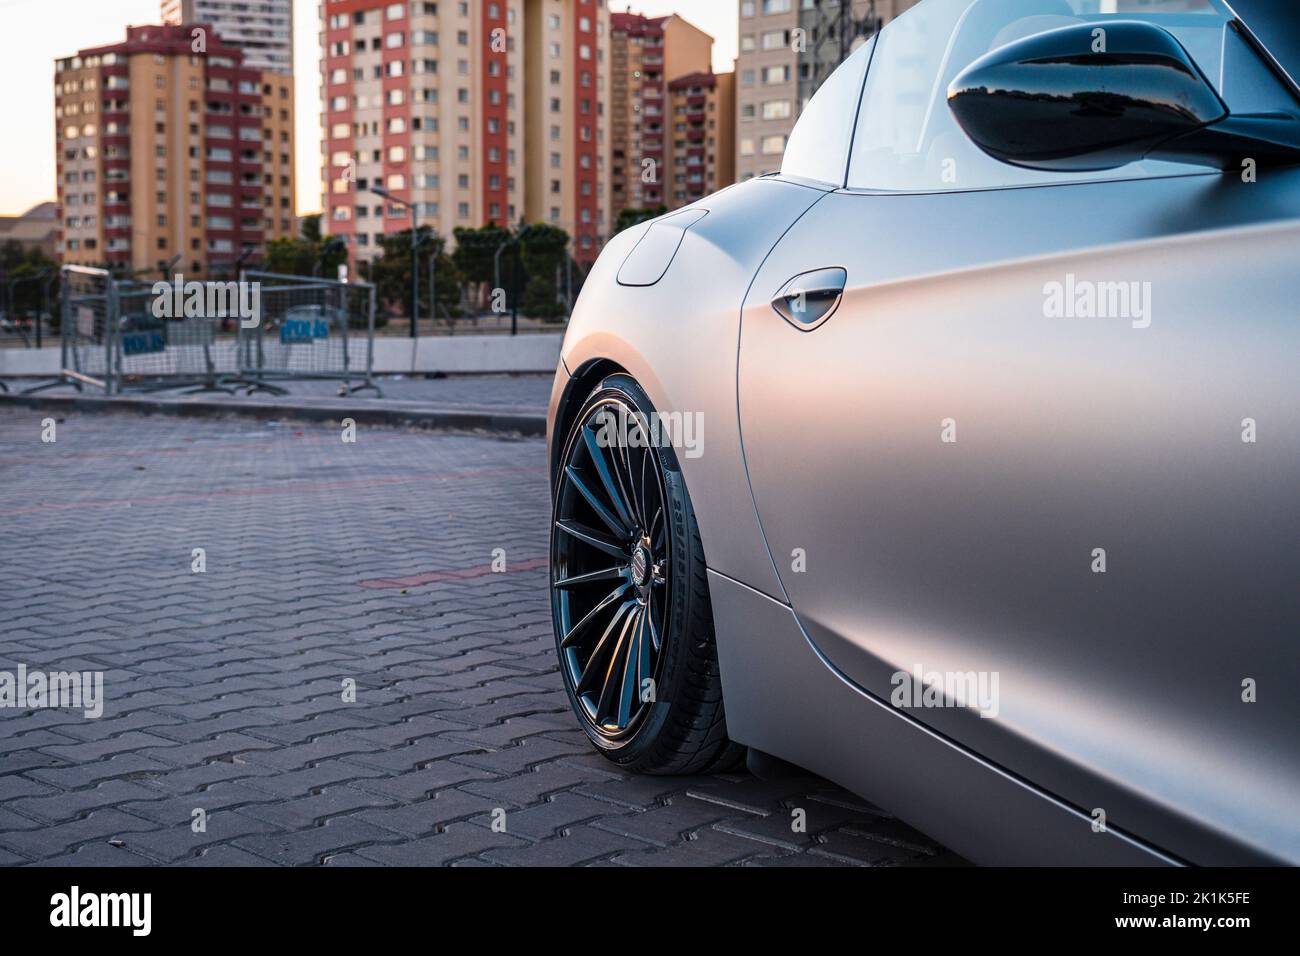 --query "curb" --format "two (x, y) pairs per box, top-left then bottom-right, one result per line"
(0, 392), (547, 437)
